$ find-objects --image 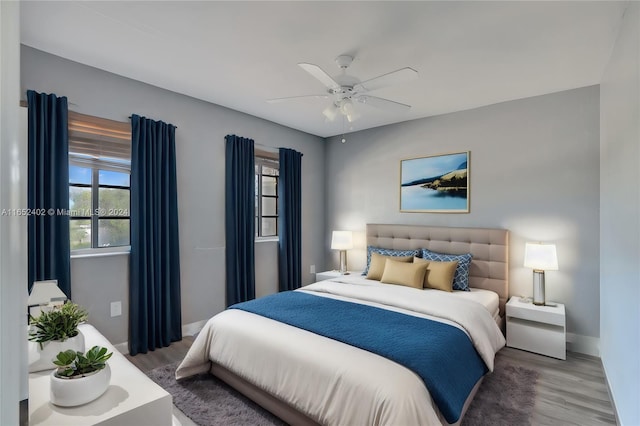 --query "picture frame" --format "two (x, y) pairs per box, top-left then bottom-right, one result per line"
(400, 151), (469, 213)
